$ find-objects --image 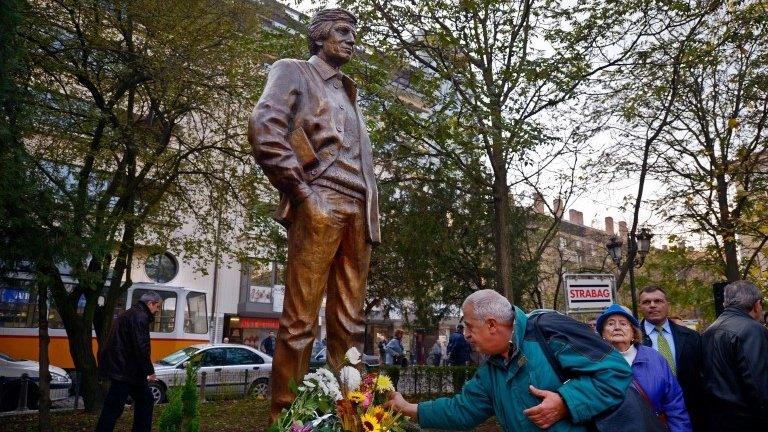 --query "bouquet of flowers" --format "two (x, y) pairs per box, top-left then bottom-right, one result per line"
(267, 347), (406, 432)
